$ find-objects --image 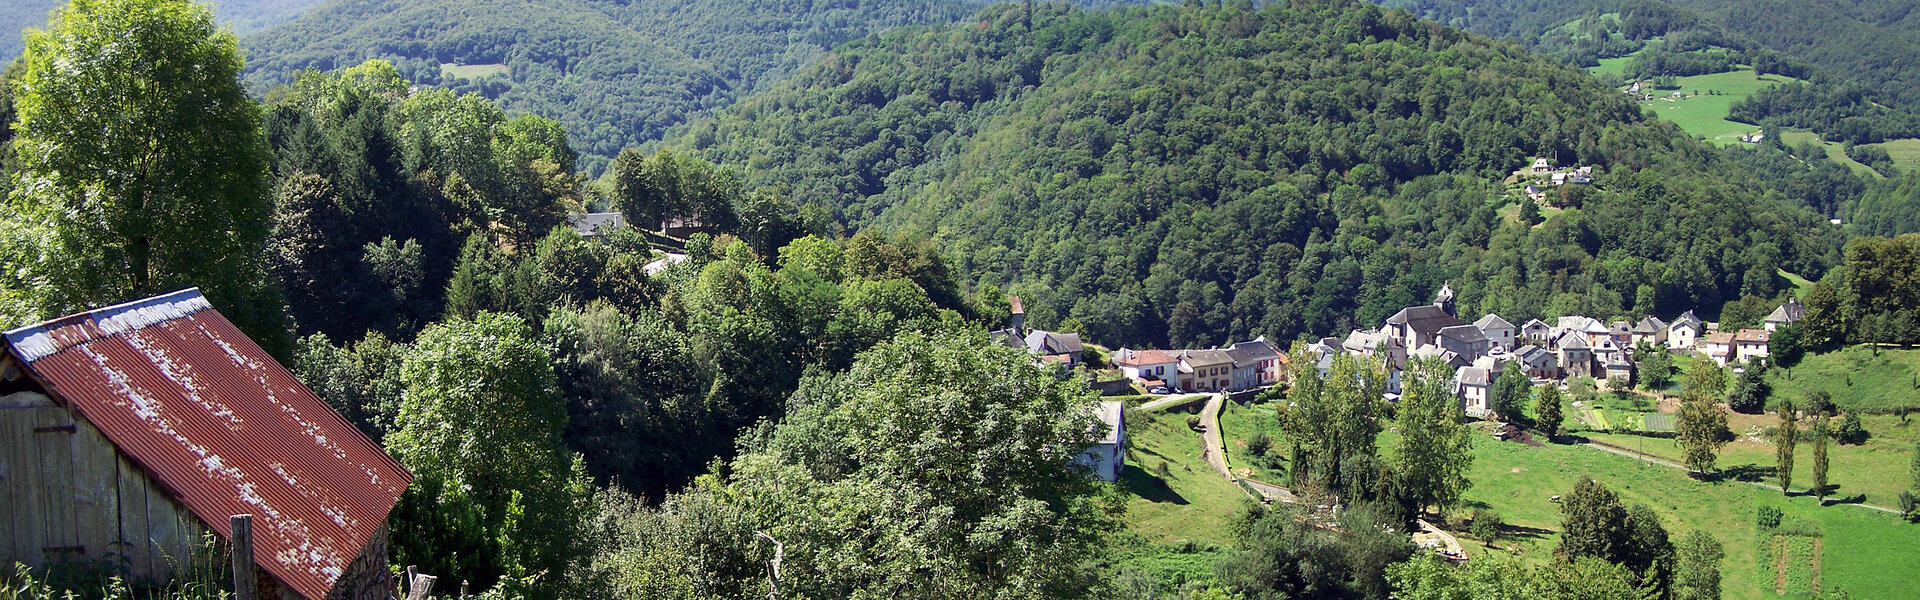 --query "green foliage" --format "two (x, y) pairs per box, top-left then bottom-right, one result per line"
(1810, 416), (1831, 499)
(1637, 346), (1675, 390)
(1838, 235), (1920, 345)
(1, 0), (288, 352)
(1833, 411), (1868, 444)
(292, 331), (408, 442)
(1386, 552), (1641, 600)
(1218, 504), (1413, 600)
(240, 0), (995, 171)
(1535, 384), (1565, 438)
(1757, 504), (1784, 529)
(1672, 531), (1723, 600)
(634, 330), (1120, 599)
(1394, 358), (1475, 515)
(1727, 366), (1770, 414)
(1559, 477), (1630, 563)
(1729, 82), (1920, 145)
(683, 1), (1839, 347)
(387, 312), (594, 599)
(1490, 364), (1531, 423)
(1469, 509), (1503, 546)
(1279, 351), (1385, 498)
(1777, 399), (1798, 494)
(1675, 364), (1731, 474)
